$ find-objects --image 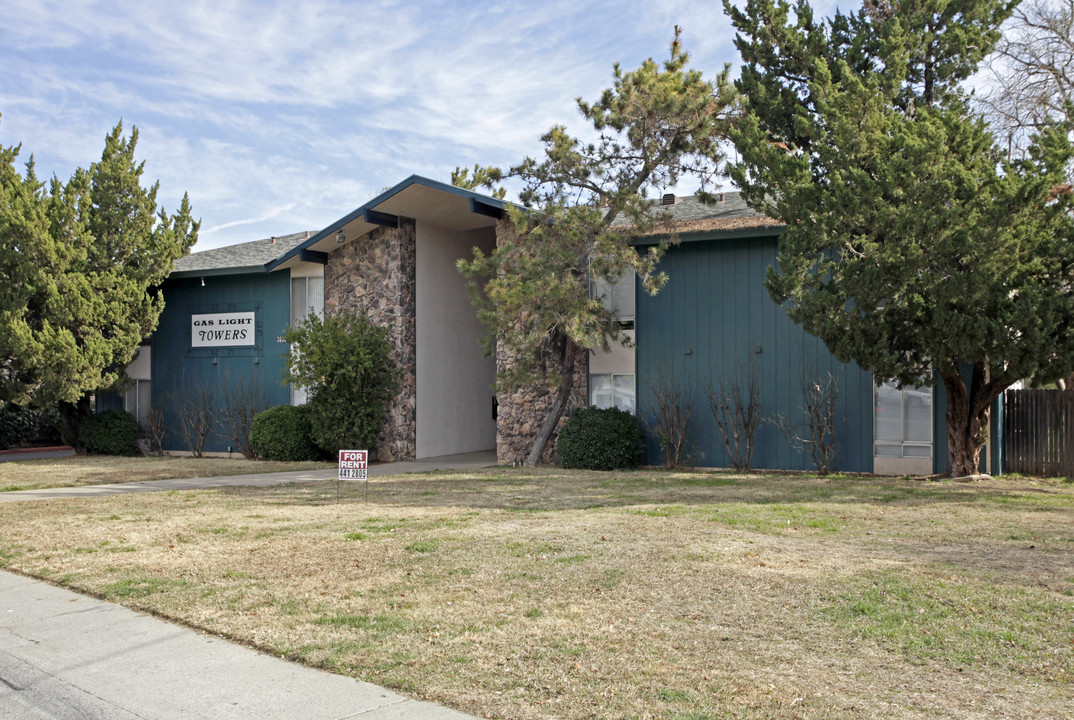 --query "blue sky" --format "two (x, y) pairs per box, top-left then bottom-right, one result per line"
(0, 0), (839, 252)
